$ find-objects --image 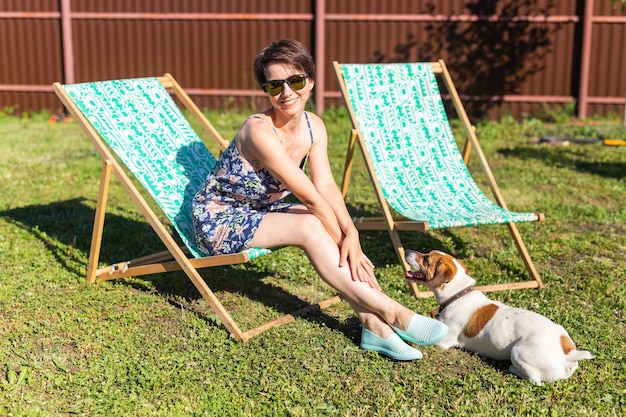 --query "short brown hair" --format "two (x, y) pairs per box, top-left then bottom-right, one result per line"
(253, 39), (316, 89)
